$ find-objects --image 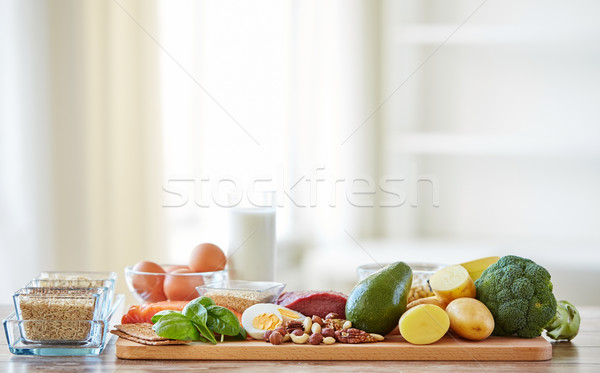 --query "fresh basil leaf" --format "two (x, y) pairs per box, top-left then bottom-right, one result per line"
(182, 298), (208, 326)
(194, 320), (217, 345)
(153, 312), (201, 341)
(226, 327), (247, 341)
(206, 305), (241, 336)
(196, 296), (215, 307)
(151, 310), (180, 324)
(238, 327), (247, 340)
(181, 298), (218, 344)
